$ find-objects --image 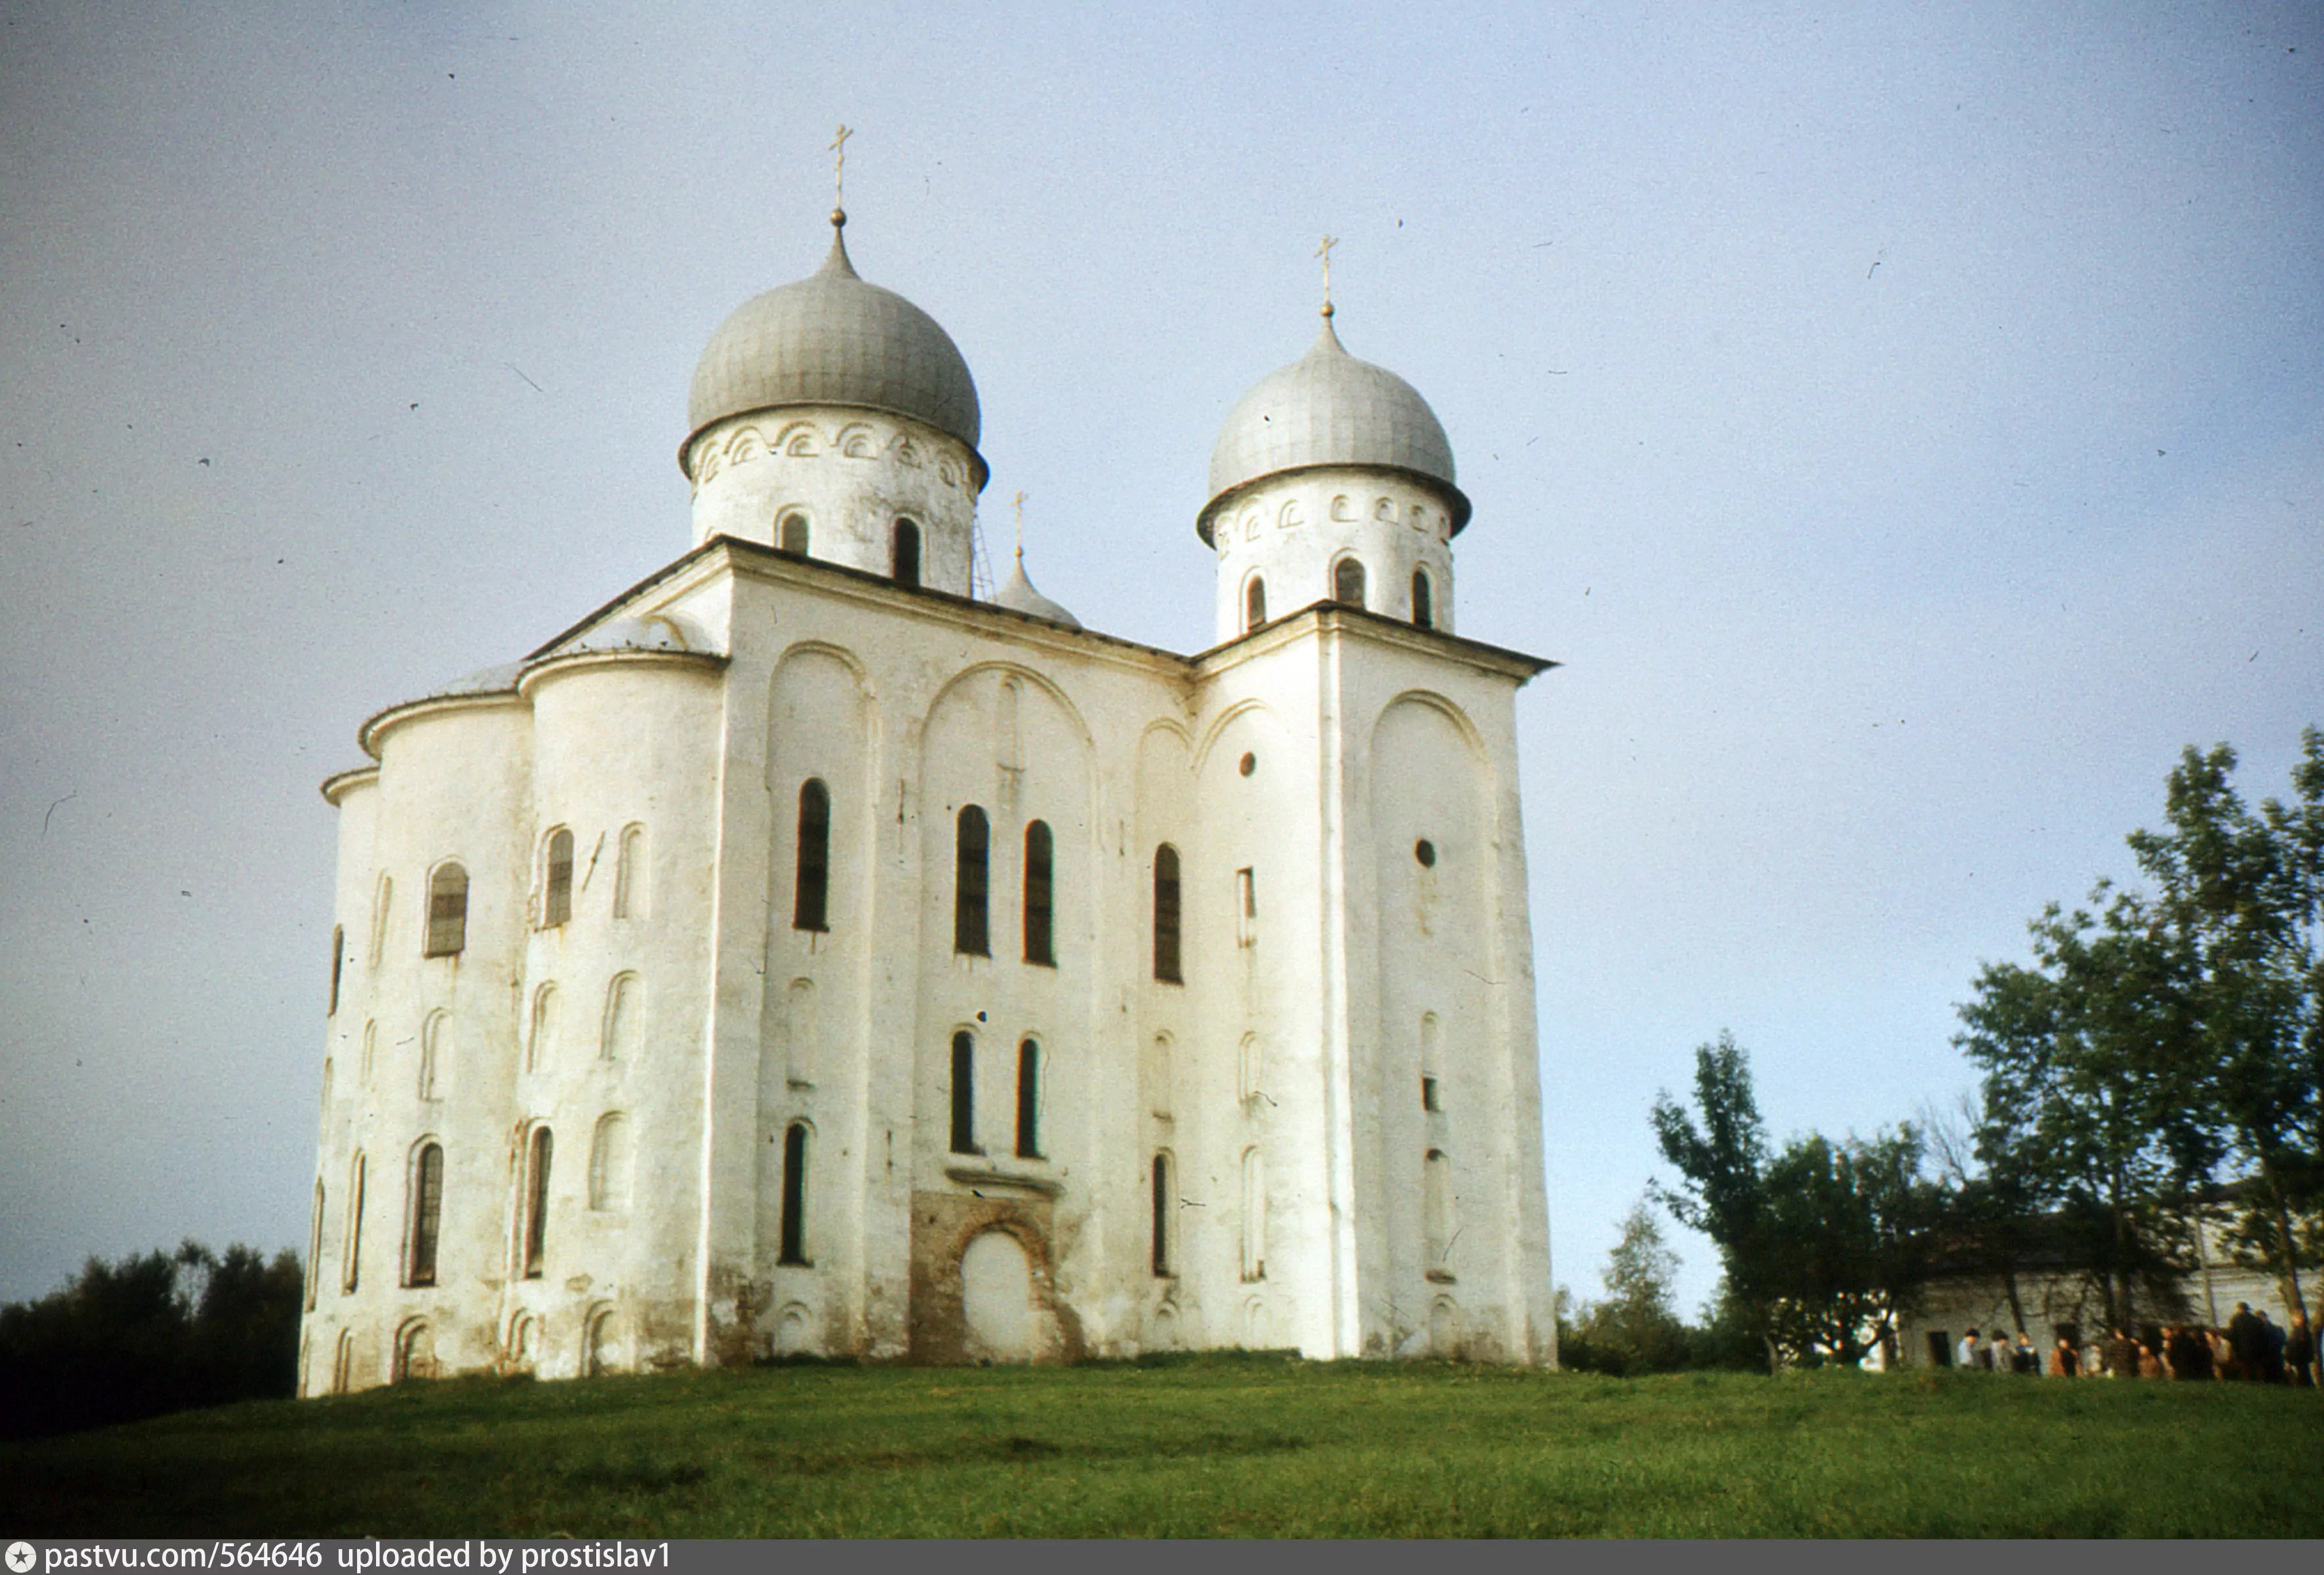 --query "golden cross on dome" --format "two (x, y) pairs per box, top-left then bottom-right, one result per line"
(829, 124), (854, 220)
(1316, 234), (1339, 318)
(1011, 490), (1028, 561)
